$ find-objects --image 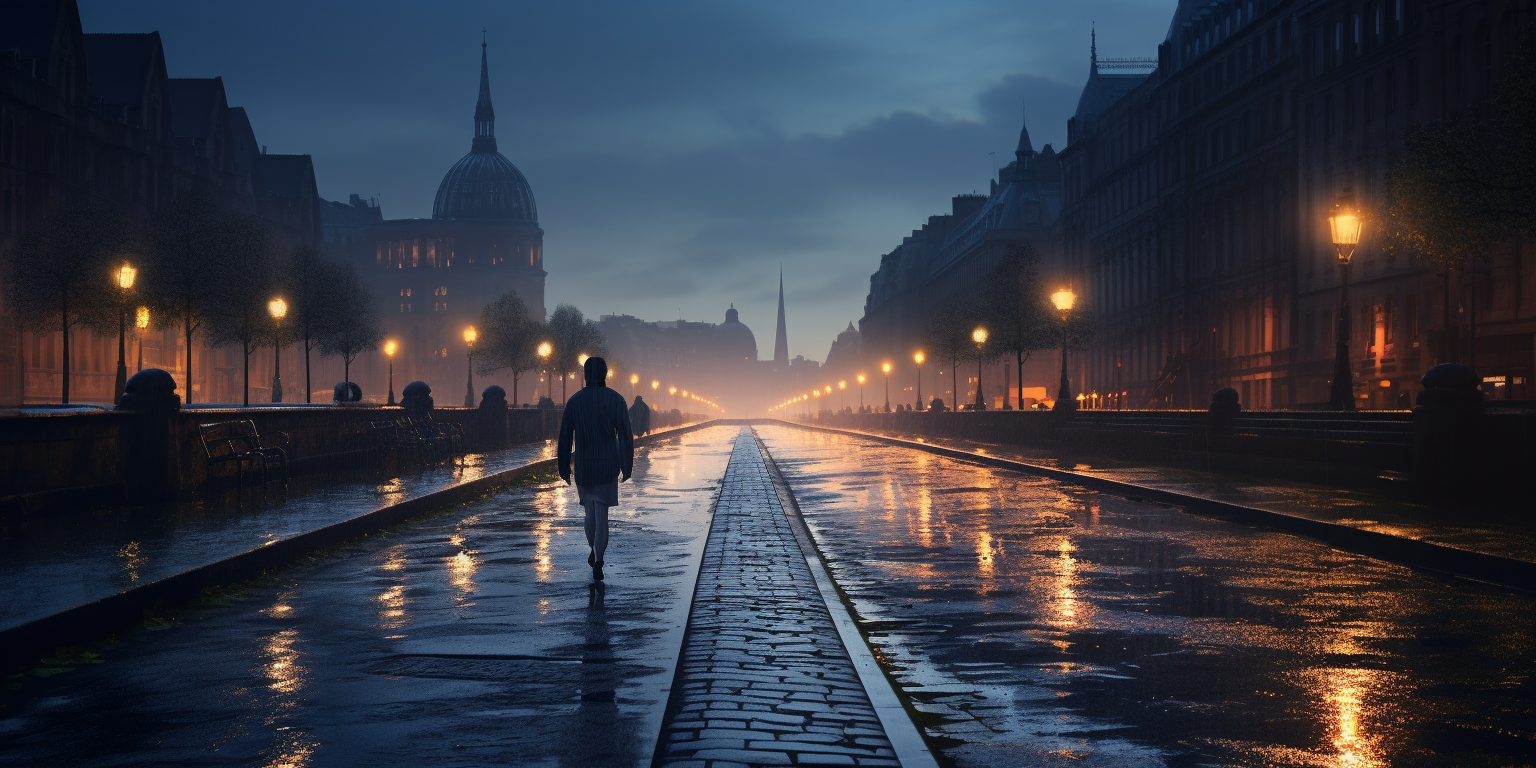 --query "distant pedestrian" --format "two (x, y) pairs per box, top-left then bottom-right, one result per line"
(630, 395), (651, 437)
(558, 357), (634, 581)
